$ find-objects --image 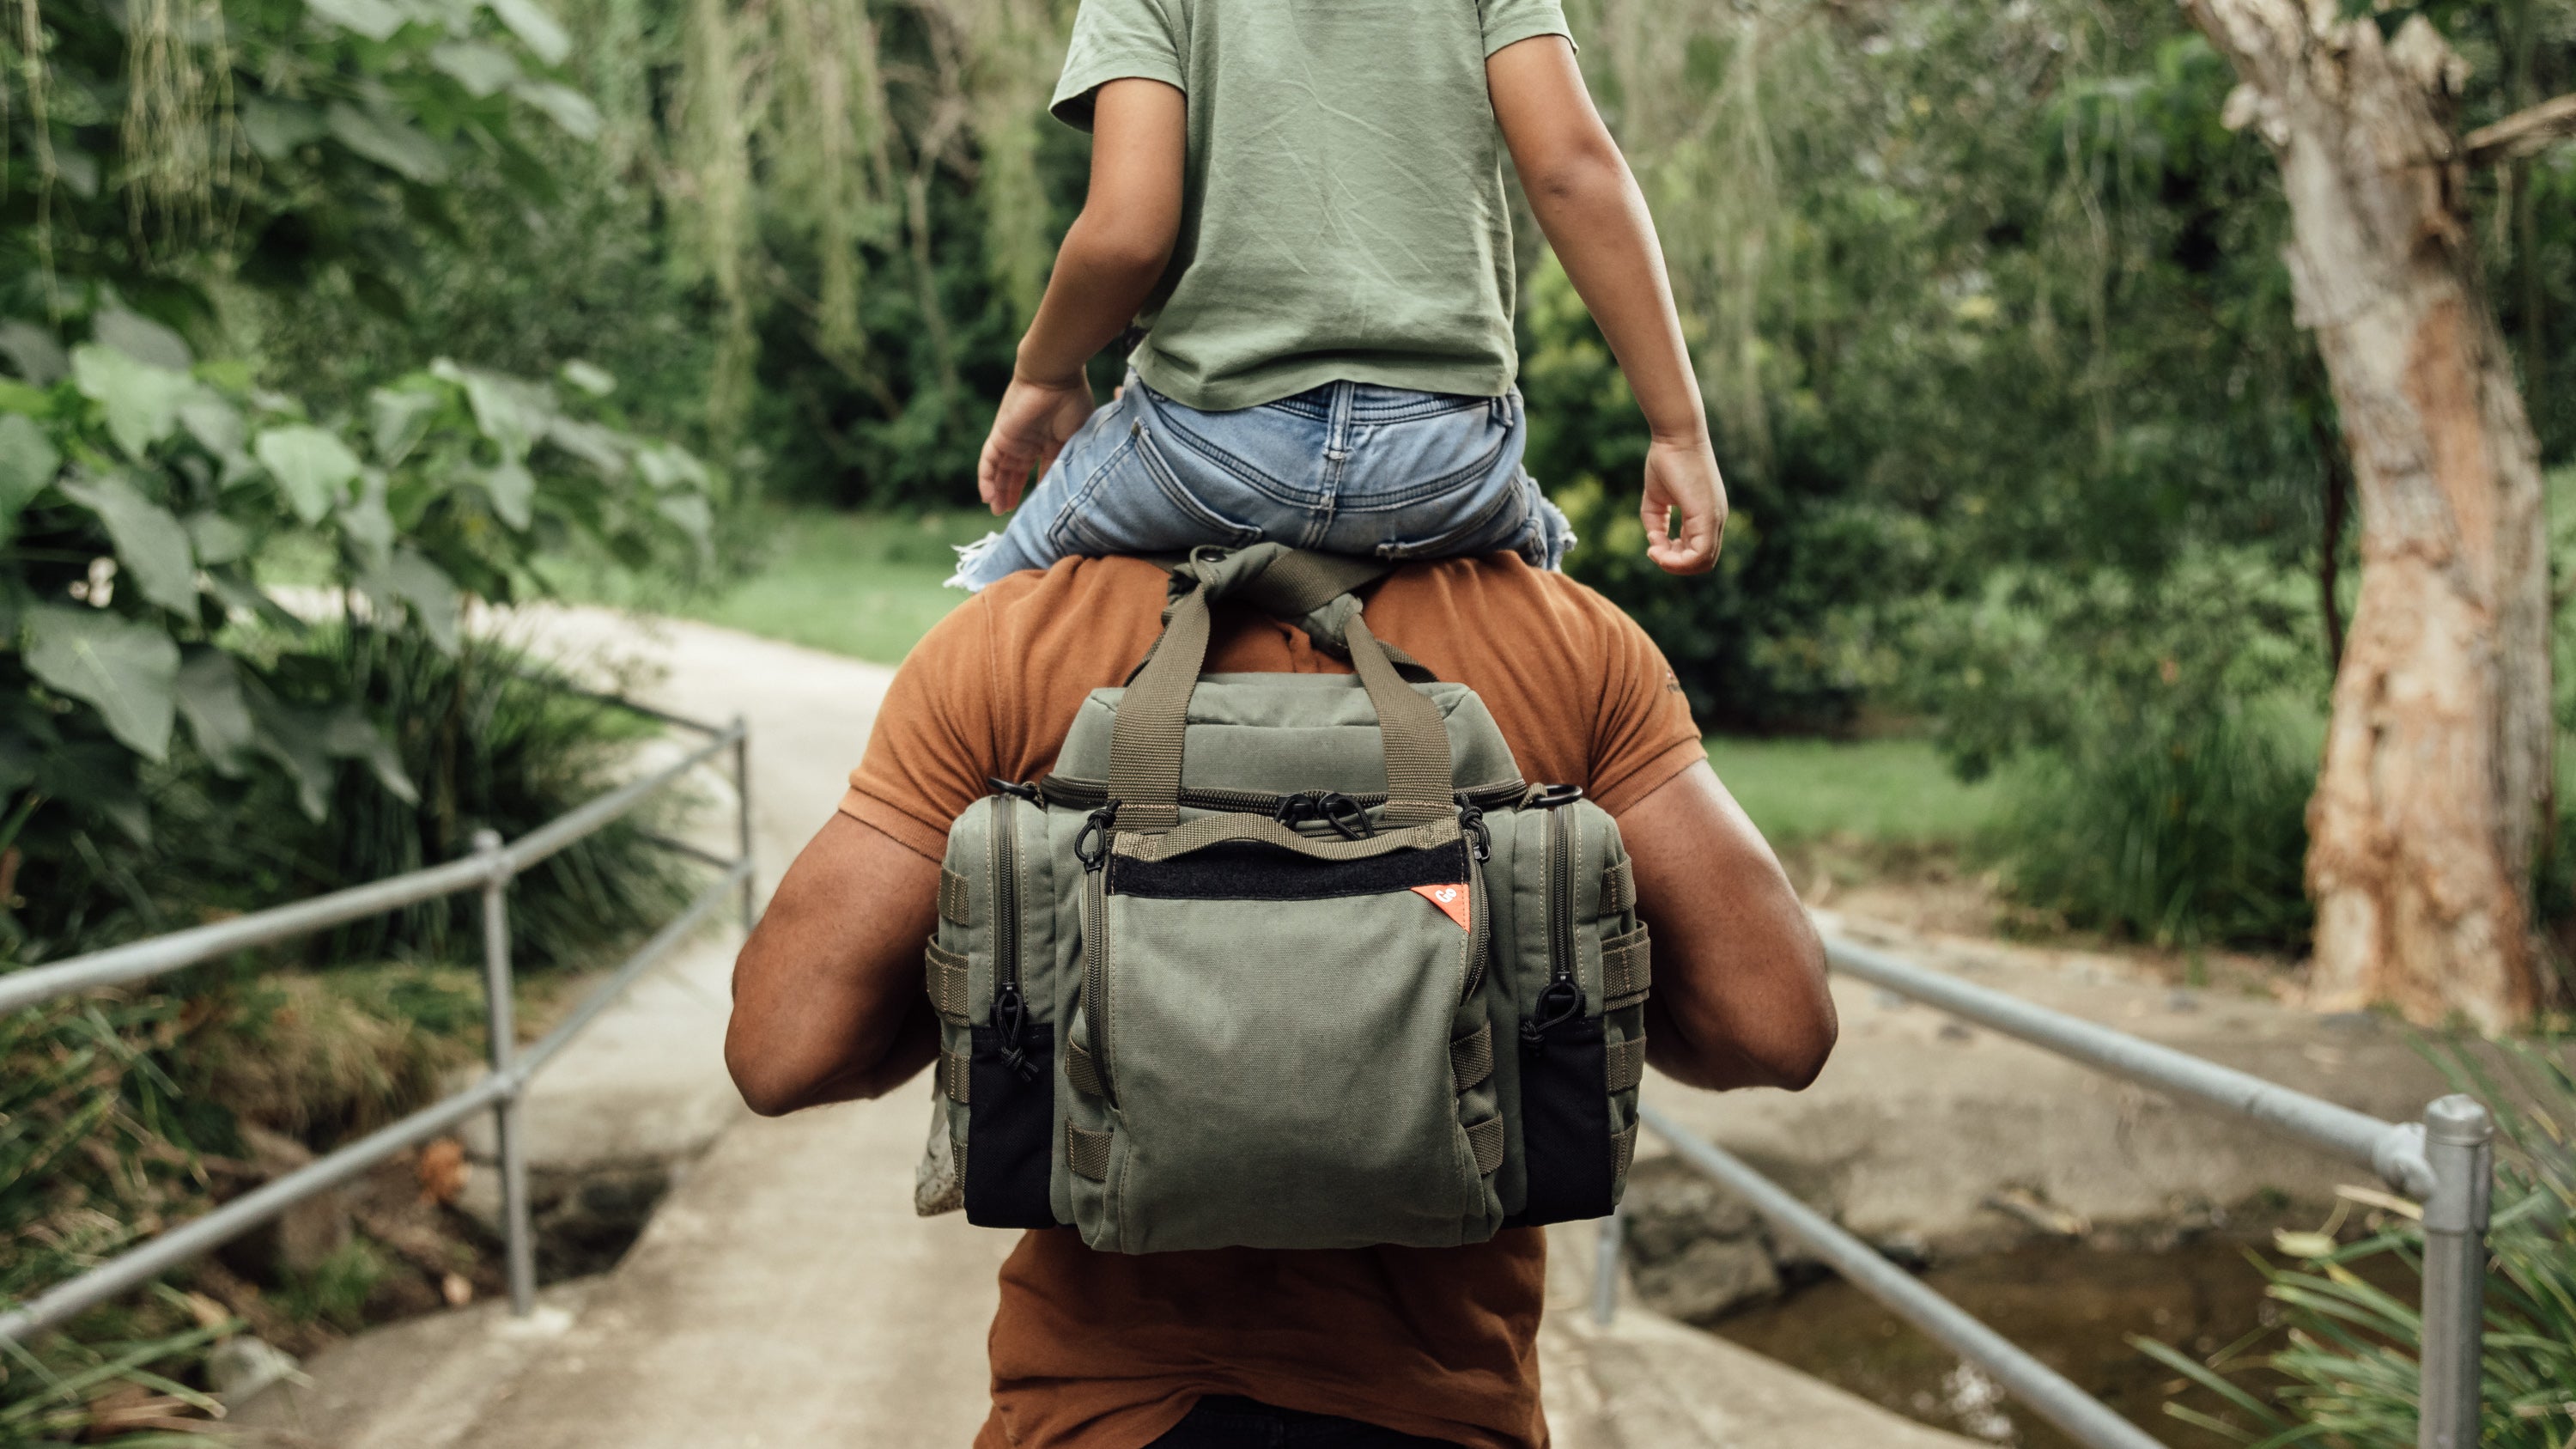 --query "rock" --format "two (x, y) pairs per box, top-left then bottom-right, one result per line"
(230, 1126), (352, 1275)
(1620, 1158), (1759, 1263)
(210, 1336), (302, 1405)
(1632, 1235), (1782, 1323)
